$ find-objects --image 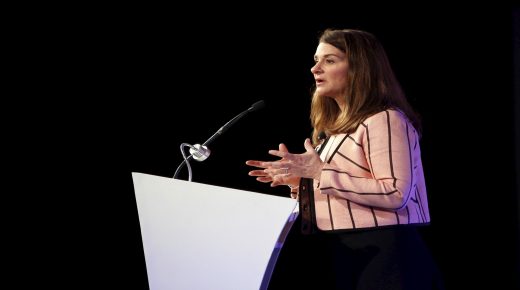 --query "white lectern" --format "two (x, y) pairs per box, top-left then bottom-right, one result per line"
(131, 172), (298, 290)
